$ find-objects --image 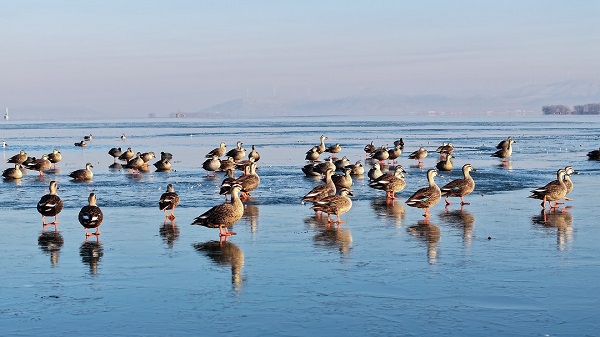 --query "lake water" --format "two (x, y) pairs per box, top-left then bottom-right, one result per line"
(1, 114), (599, 336)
